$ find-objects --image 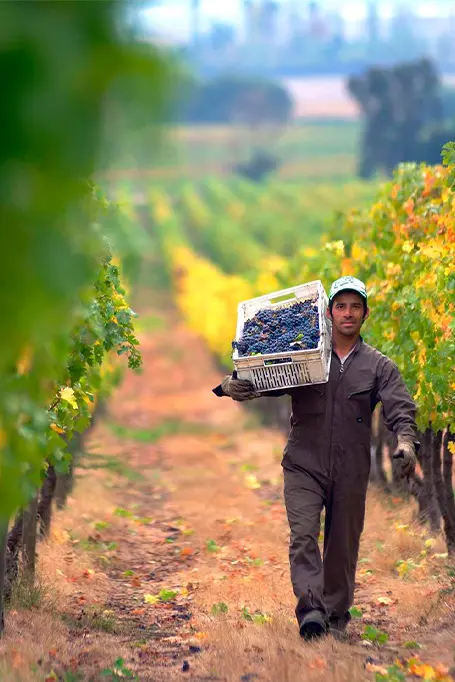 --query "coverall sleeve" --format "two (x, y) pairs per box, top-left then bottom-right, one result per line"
(376, 357), (417, 442)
